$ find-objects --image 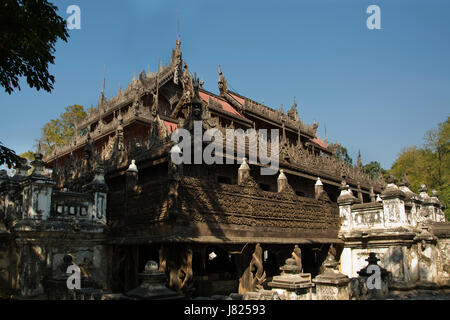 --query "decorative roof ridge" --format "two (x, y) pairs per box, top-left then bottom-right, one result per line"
(77, 64), (176, 130)
(199, 87), (229, 102)
(228, 90), (276, 112)
(225, 90), (317, 137)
